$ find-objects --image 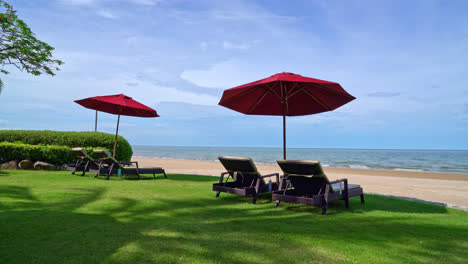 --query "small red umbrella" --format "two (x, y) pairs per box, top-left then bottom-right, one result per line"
(219, 72), (355, 159)
(75, 94), (159, 158)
